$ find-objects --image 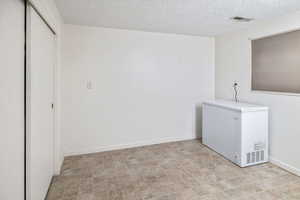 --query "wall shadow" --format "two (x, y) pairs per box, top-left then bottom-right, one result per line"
(195, 104), (203, 139)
